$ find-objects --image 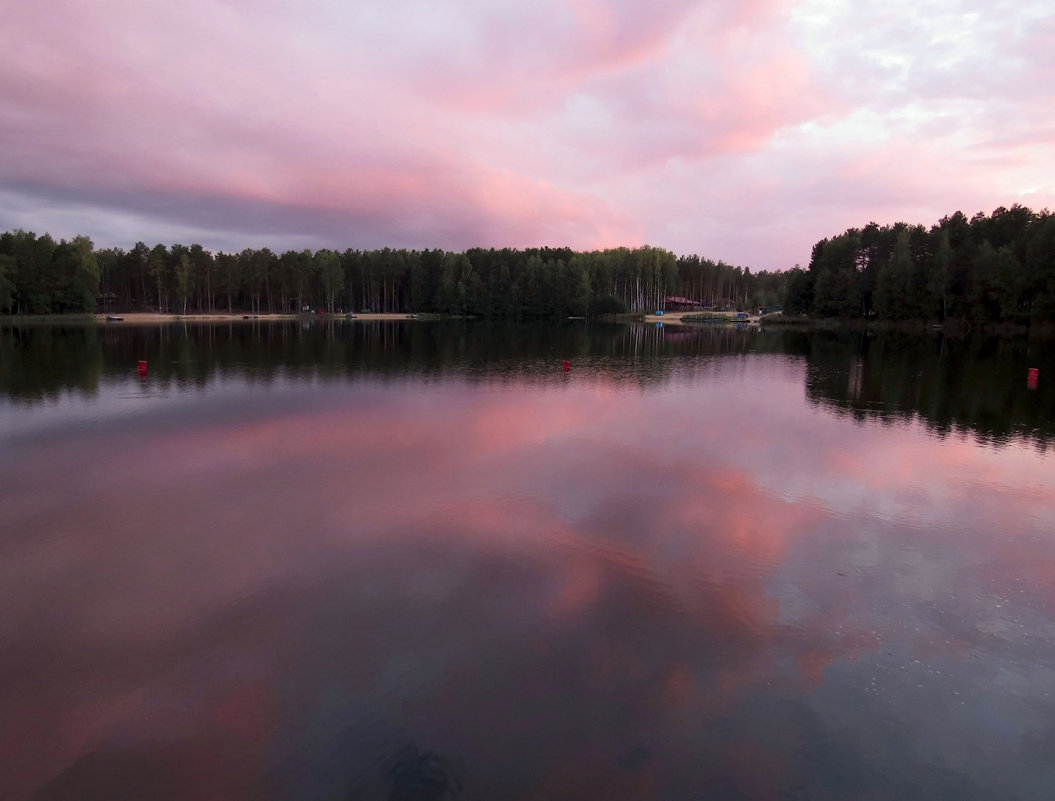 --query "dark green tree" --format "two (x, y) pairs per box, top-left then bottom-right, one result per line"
(0, 254), (14, 312)
(1025, 214), (1055, 321)
(175, 251), (194, 314)
(148, 244), (169, 312)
